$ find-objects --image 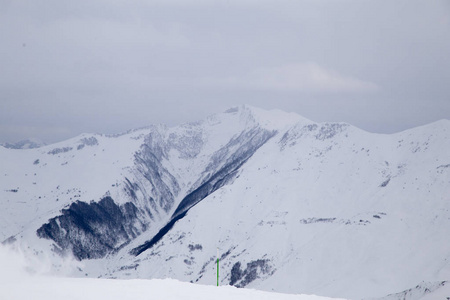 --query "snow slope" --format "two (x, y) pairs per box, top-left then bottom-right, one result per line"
(1, 106), (292, 259)
(3, 277), (345, 300)
(367, 281), (450, 300)
(1, 106), (449, 300)
(95, 116), (450, 299)
(0, 245), (344, 300)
